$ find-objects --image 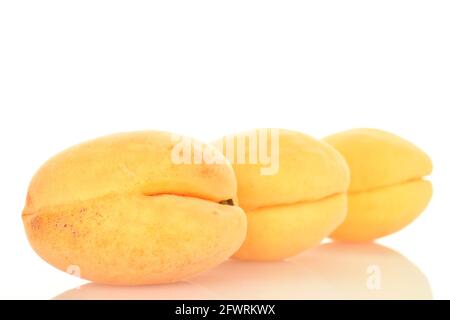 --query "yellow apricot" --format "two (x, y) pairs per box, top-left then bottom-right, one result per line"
(324, 128), (432, 242)
(22, 131), (247, 285)
(213, 129), (350, 261)
(234, 194), (347, 261)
